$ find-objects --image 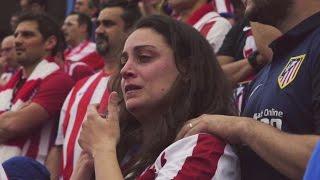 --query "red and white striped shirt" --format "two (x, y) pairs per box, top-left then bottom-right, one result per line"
(0, 59), (74, 164)
(212, 0), (234, 15)
(186, 3), (232, 53)
(55, 71), (110, 180)
(64, 40), (105, 71)
(242, 26), (257, 59)
(137, 133), (240, 180)
(63, 61), (94, 82)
